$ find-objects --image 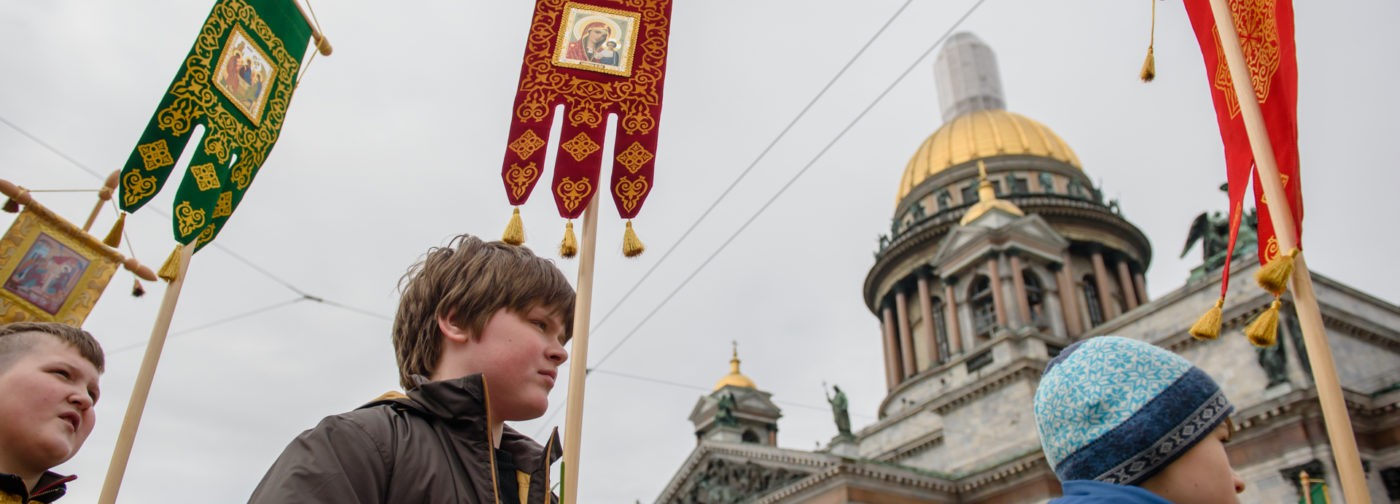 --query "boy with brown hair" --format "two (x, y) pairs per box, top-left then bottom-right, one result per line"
(0, 322), (104, 503)
(250, 235), (574, 504)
